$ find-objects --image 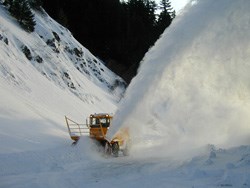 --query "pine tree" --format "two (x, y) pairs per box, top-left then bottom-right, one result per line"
(28, 0), (43, 11)
(157, 0), (175, 34)
(2, 0), (13, 6)
(41, 0), (175, 82)
(9, 0), (36, 32)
